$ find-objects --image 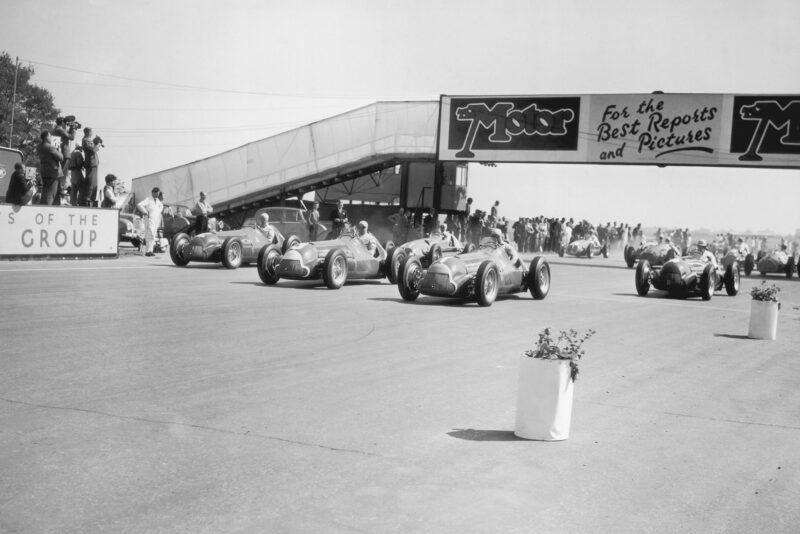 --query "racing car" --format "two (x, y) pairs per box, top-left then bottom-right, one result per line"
(384, 232), (469, 283)
(170, 217), (298, 269)
(397, 236), (550, 307)
(257, 228), (389, 289)
(634, 251), (740, 300)
(559, 238), (608, 259)
(754, 249), (795, 278)
(623, 242), (679, 269)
